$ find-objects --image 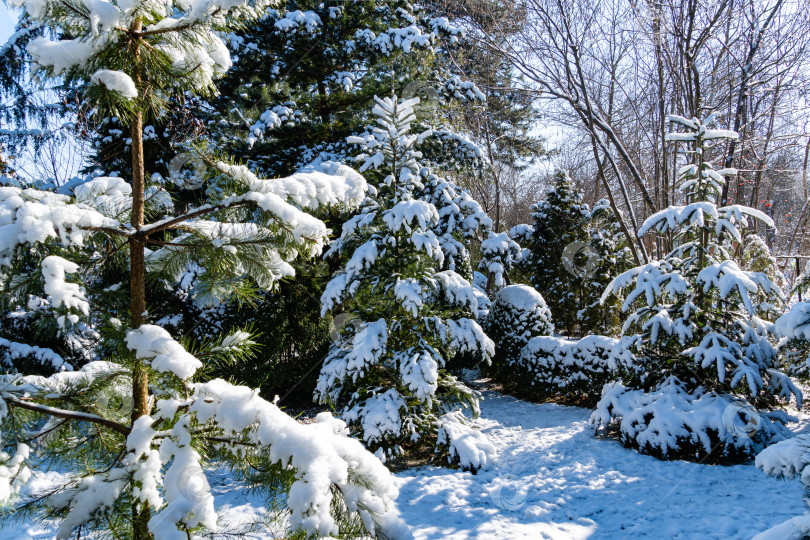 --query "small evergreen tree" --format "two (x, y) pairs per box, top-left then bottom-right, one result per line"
(579, 200), (632, 336)
(0, 0), (409, 537)
(316, 96), (495, 469)
(593, 114), (799, 461)
(189, 1), (492, 405)
(478, 231), (522, 293)
(740, 233), (788, 296)
(526, 171), (590, 335)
